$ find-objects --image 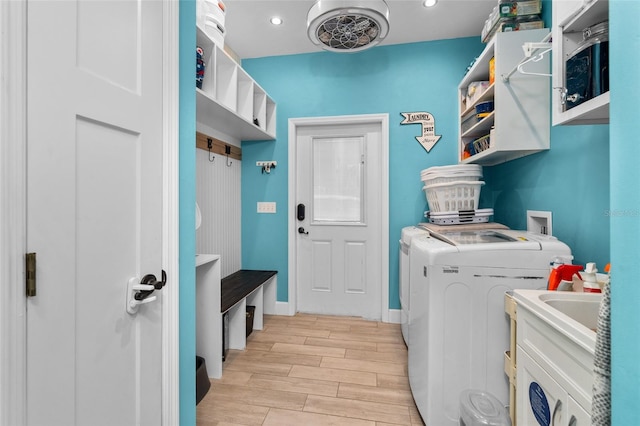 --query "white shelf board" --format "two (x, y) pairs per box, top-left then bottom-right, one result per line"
(197, 89), (275, 141)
